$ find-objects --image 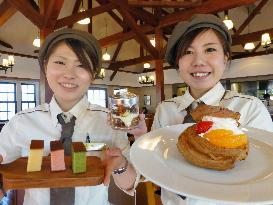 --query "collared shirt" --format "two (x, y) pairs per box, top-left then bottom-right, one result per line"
(152, 82), (273, 205)
(0, 96), (130, 205)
